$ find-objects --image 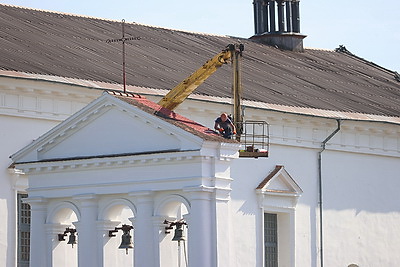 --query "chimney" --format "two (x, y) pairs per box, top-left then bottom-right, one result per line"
(251, 0), (306, 52)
